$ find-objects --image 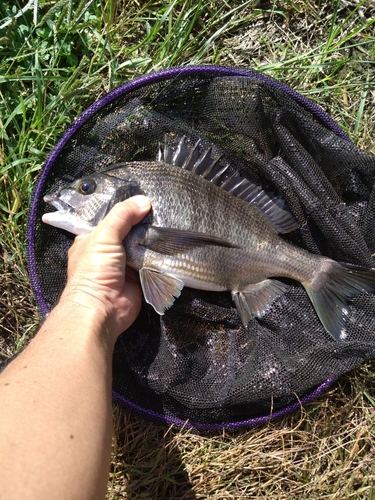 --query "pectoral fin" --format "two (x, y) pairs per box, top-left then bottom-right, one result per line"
(232, 279), (289, 326)
(139, 267), (185, 315)
(142, 226), (238, 255)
